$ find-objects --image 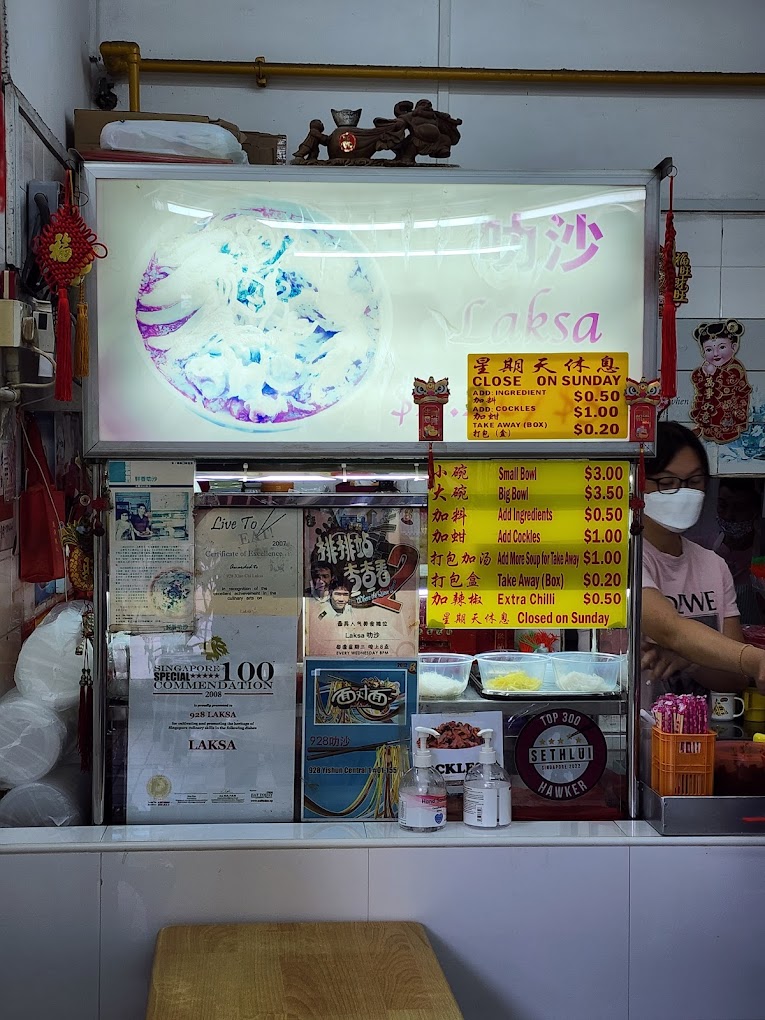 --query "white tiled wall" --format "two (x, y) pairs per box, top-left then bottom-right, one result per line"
(721, 211), (765, 321)
(675, 211), (765, 317)
(0, 851), (101, 1020)
(668, 211), (765, 475)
